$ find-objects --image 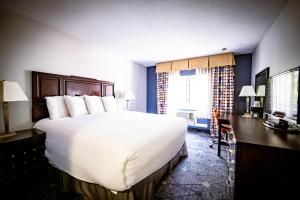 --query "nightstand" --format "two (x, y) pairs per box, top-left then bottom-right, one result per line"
(0, 128), (47, 188)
